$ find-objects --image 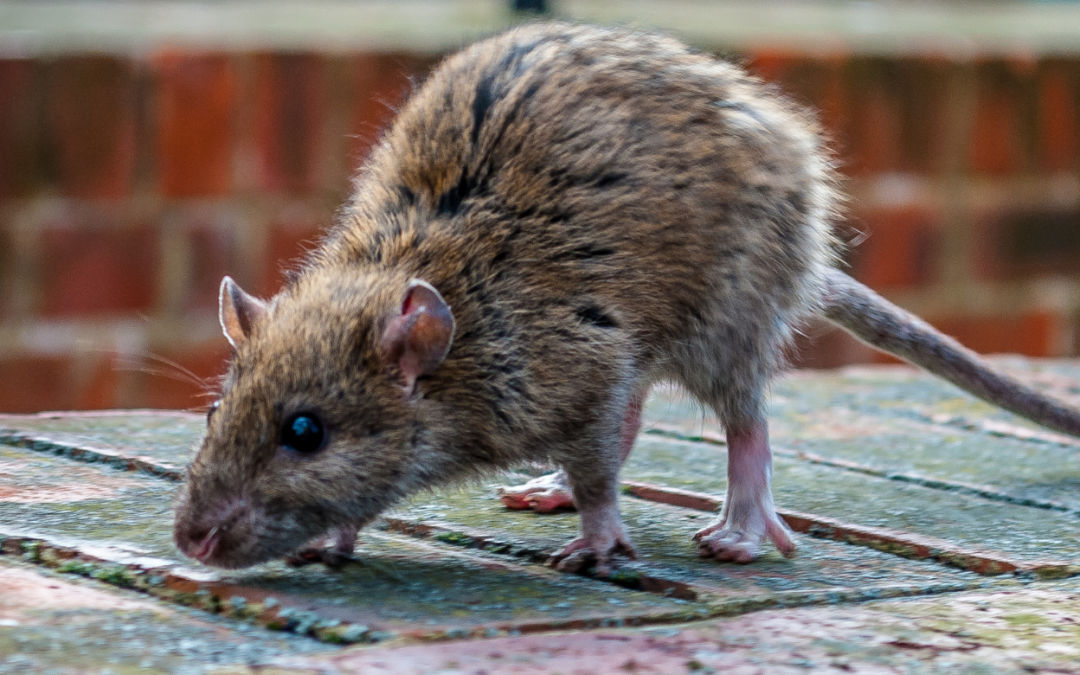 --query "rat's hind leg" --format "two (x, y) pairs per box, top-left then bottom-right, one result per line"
(497, 387), (646, 513)
(678, 335), (796, 563)
(693, 419), (796, 562)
